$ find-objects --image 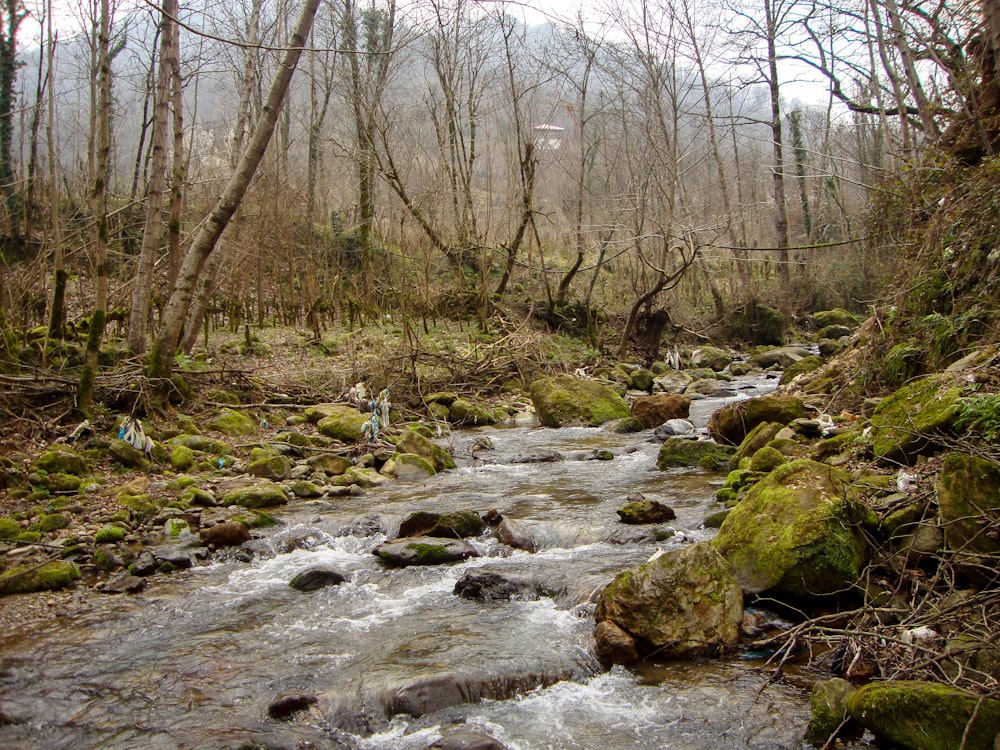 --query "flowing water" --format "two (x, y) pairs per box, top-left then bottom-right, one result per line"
(0, 375), (817, 750)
